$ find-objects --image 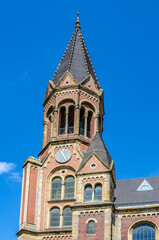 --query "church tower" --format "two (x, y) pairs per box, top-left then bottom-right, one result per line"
(17, 16), (116, 240)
